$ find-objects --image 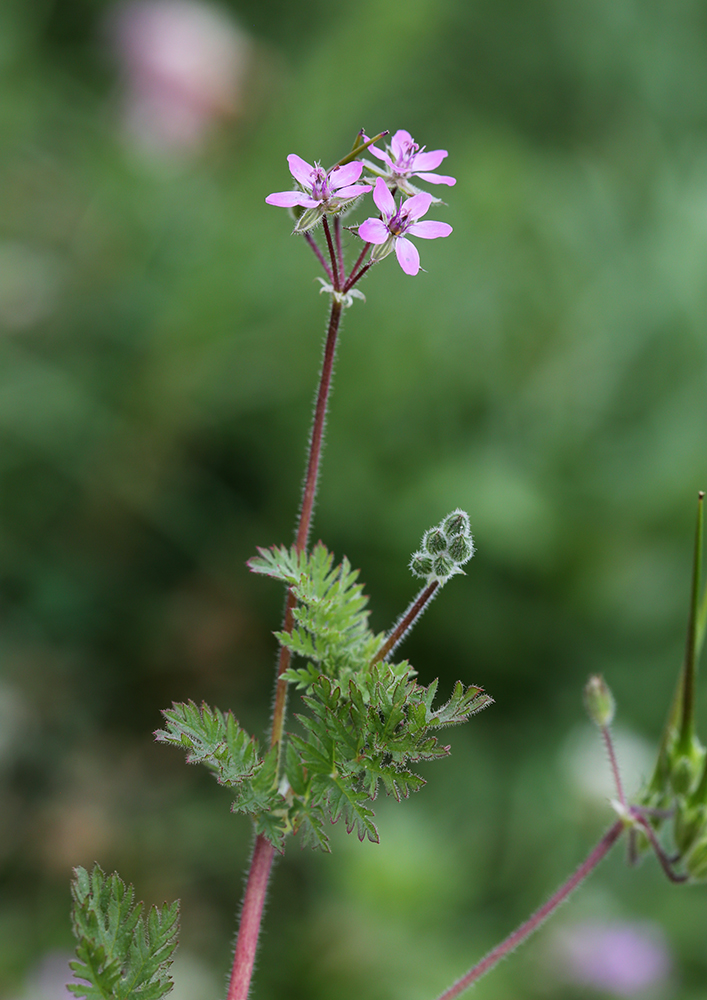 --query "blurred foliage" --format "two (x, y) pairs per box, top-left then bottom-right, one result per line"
(1, 0), (707, 997)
